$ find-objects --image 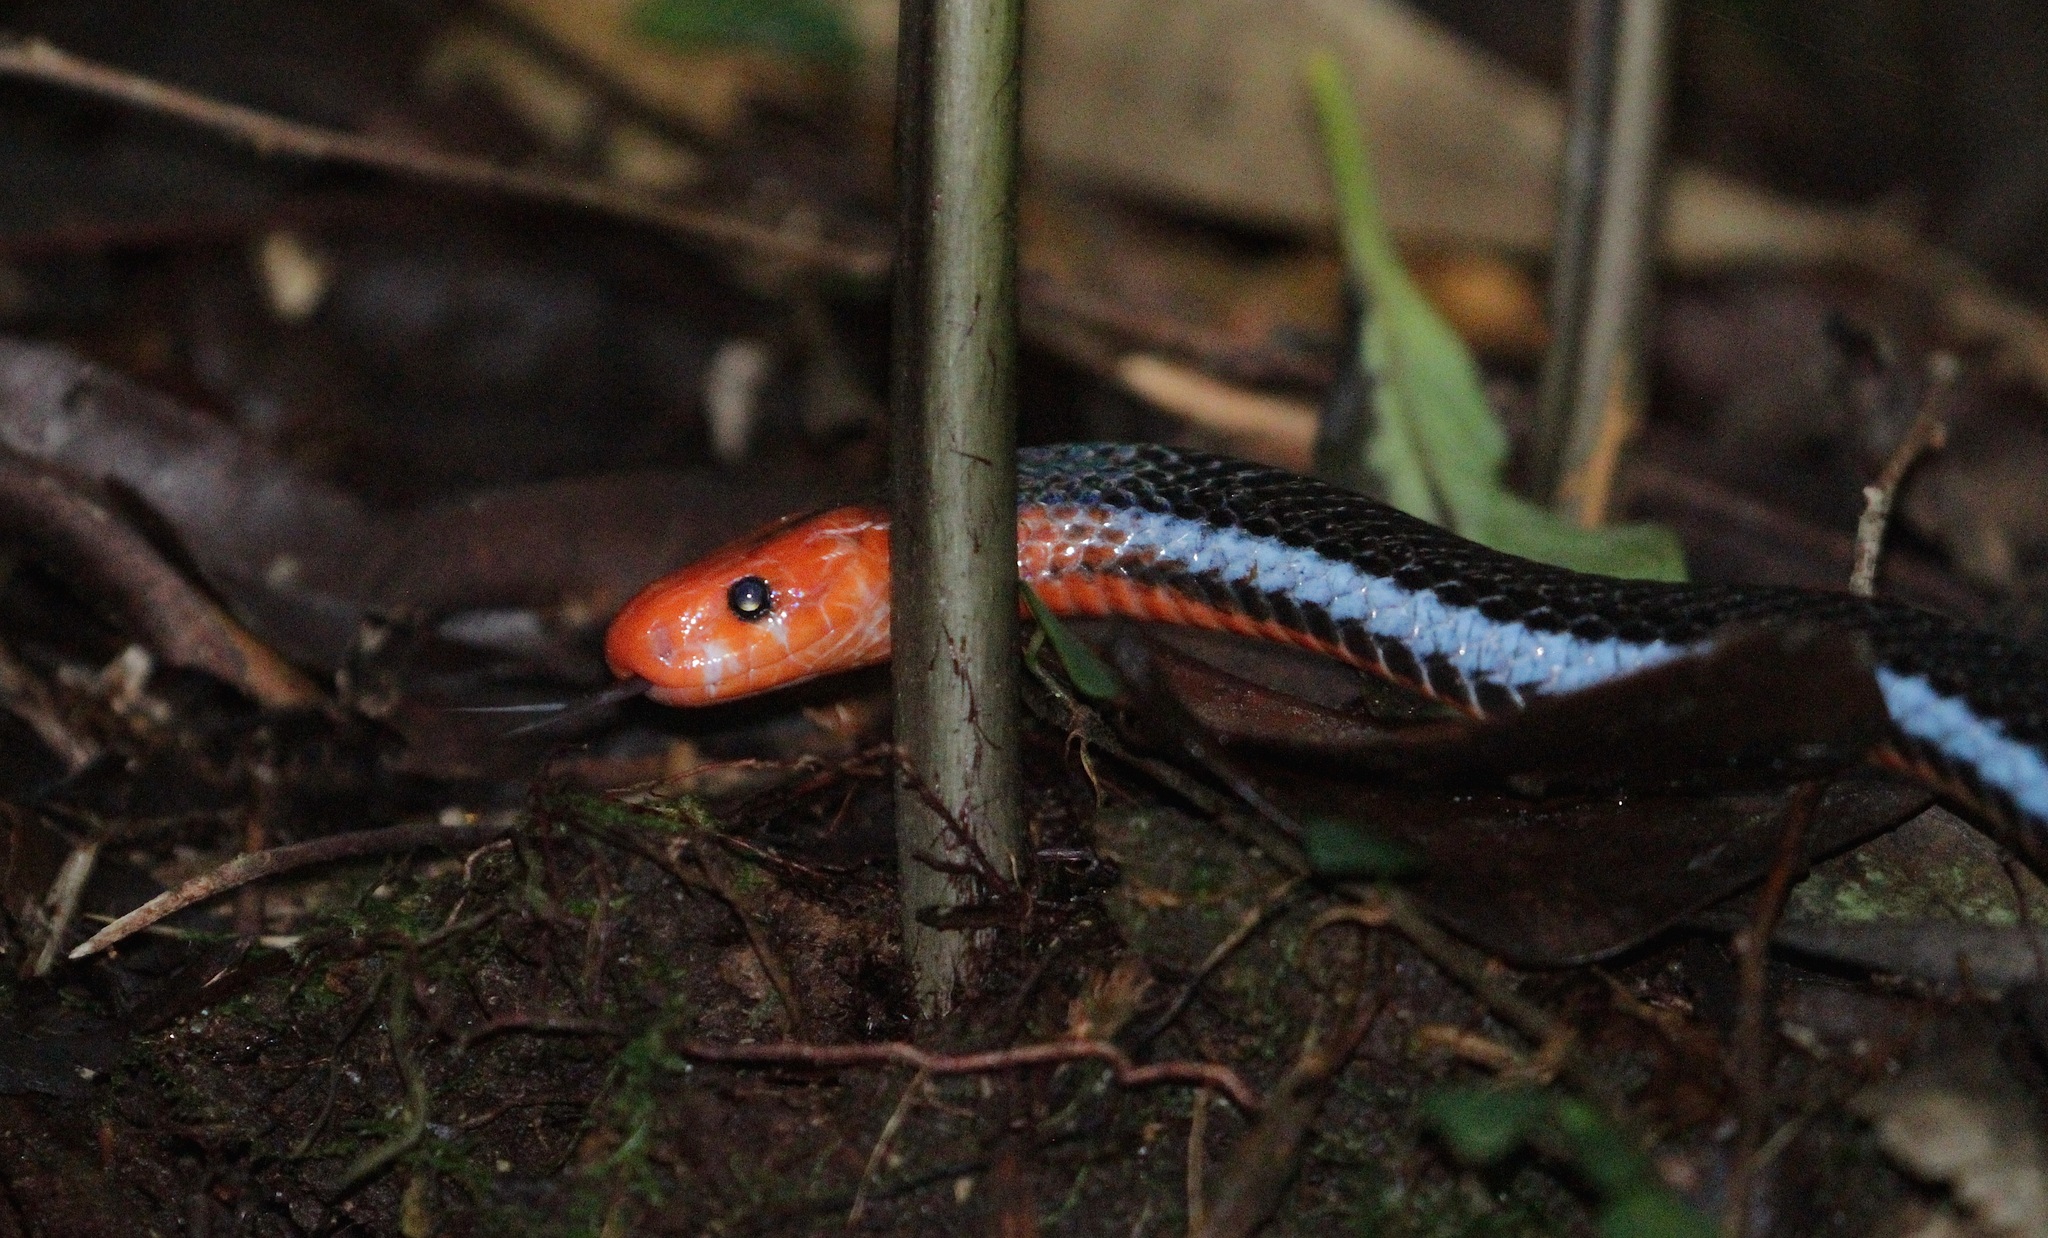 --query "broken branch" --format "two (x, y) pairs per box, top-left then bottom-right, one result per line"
(70, 819), (517, 959)
(0, 37), (888, 279)
(1849, 354), (1953, 598)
